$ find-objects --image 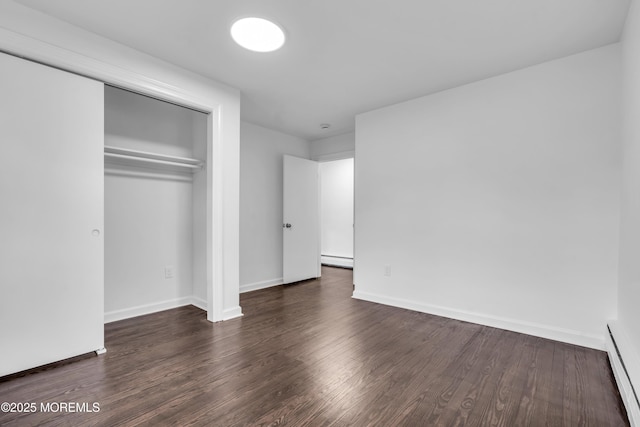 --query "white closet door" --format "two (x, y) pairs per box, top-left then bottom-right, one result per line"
(0, 52), (104, 376)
